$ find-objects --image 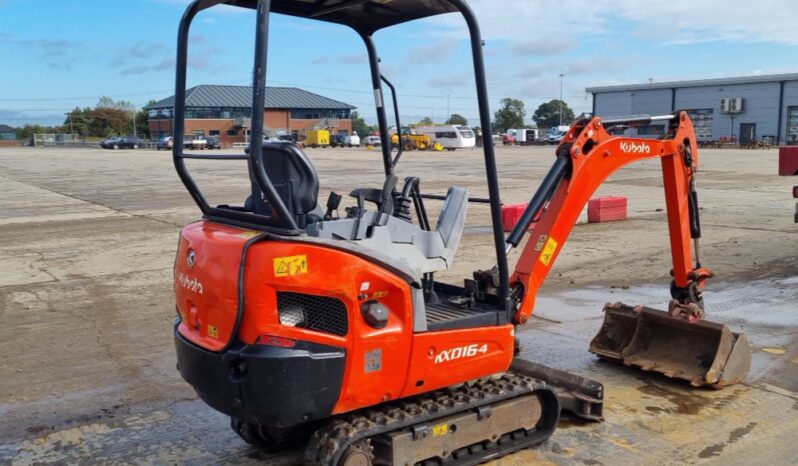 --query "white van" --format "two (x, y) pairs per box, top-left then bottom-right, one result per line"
(415, 125), (476, 150)
(507, 128), (540, 145)
(345, 131), (361, 147)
